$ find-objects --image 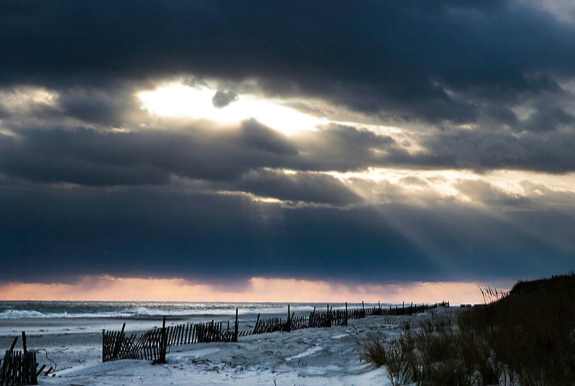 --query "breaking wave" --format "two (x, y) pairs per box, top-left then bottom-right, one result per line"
(0, 302), (367, 319)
